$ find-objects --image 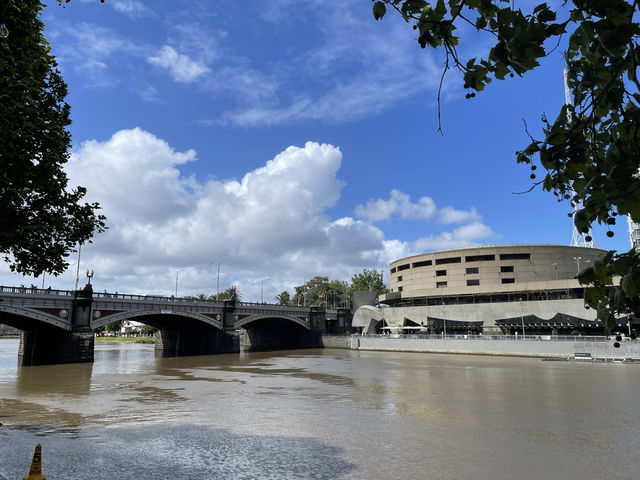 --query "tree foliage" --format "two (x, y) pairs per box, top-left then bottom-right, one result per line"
(276, 290), (291, 305)
(348, 268), (388, 297)
(1, 0), (106, 277)
(374, 0), (640, 327)
(285, 269), (386, 308)
(213, 286), (242, 302)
